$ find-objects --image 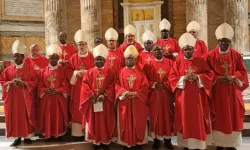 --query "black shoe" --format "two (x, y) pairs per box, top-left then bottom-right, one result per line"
(226, 147), (237, 150)
(217, 146), (224, 150)
(164, 138), (174, 150)
(56, 136), (64, 142)
(10, 138), (21, 147)
(73, 136), (85, 142)
(123, 146), (130, 150)
(184, 147), (189, 150)
(135, 145), (143, 150)
(152, 138), (161, 150)
(44, 138), (52, 142)
(92, 144), (99, 150)
(101, 144), (110, 150)
(23, 138), (32, 144)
